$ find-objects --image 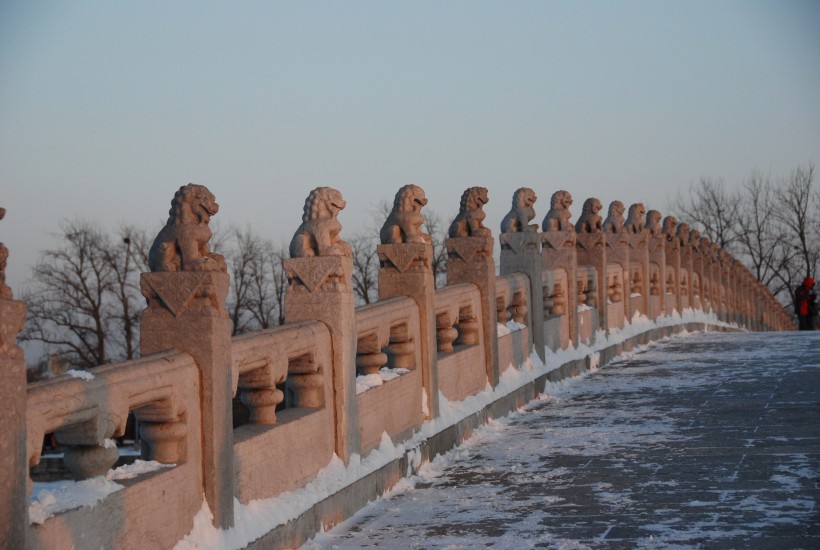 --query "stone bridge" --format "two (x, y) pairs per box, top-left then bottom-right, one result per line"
(0, 186), (790, 549)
